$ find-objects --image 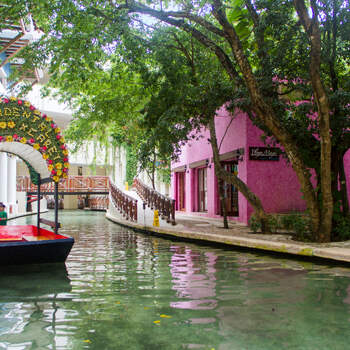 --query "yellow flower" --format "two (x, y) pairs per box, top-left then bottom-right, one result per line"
(63, 173), (68, 178)
(48, 164), (54, 171)
(42, 153), (48, 160)
(62, 150), (69, 156)
(24, 101), (31, 107)
(55, 163), (62, 170)
(56, 170), (62, 176)
(46, 117), (52, 122)
(53, 175), (60, 182)
(6, 135), (13, 142)
(64, 162), (70, 168)
(33, 143), (40, 150)
(0, 122), (6, 129)
(54, 127), (61, 134)
(20, 137), (27, 144)
(10, 96), (16, 101)
(59, 137), (65, 144)
(7, 121), (15, 128)
(34, 110), (41, 115)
